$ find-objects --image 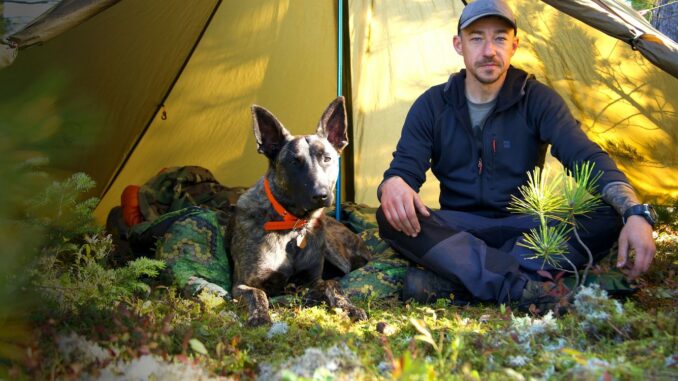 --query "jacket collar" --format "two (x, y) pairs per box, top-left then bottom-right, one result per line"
(443, 65), (531, 113)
